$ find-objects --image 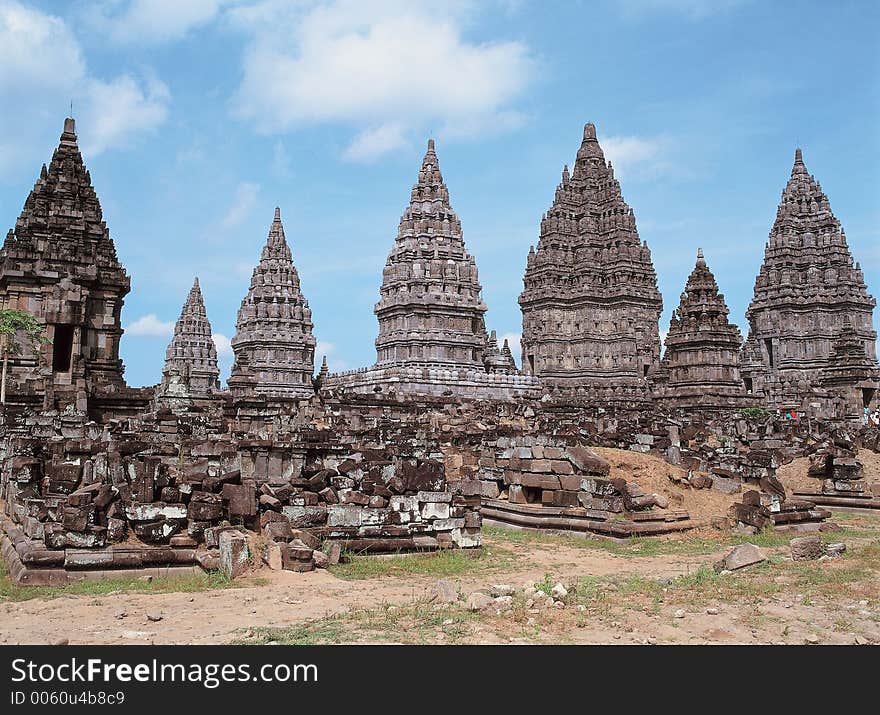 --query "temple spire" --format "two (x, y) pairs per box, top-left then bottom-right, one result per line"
(374, 138), (488, 371)
(229, 209), (316, 398)
(159, 276), (220, 400)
